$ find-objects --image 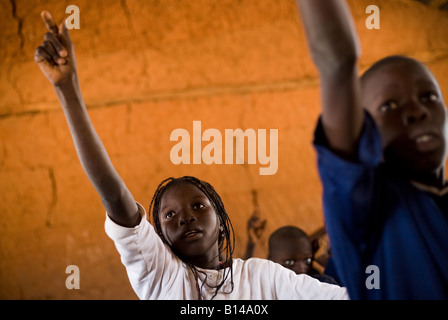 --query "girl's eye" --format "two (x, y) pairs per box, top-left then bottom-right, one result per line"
(192, 203), (205, 210)
(379, 100), (398, 113)
(421, 92), (438, 103)
(165, 211), (175, 219)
